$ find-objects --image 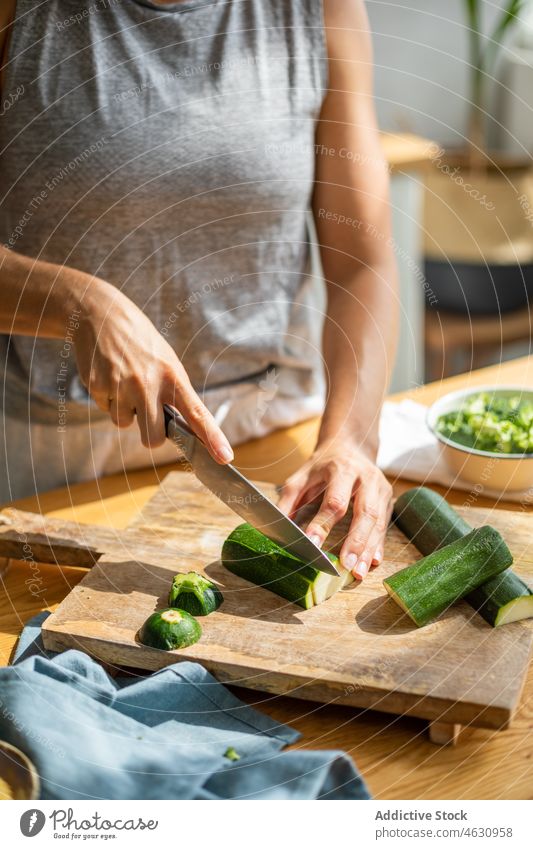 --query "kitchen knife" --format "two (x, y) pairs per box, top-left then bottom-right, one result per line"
(163, 404), (340, 576)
